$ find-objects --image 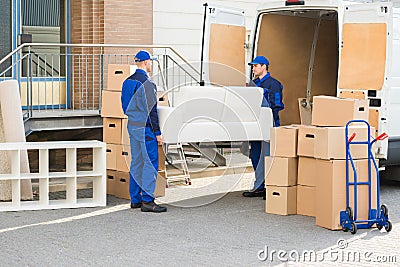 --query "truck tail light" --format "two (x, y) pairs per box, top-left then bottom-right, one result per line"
(285, 0), (305, 6)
